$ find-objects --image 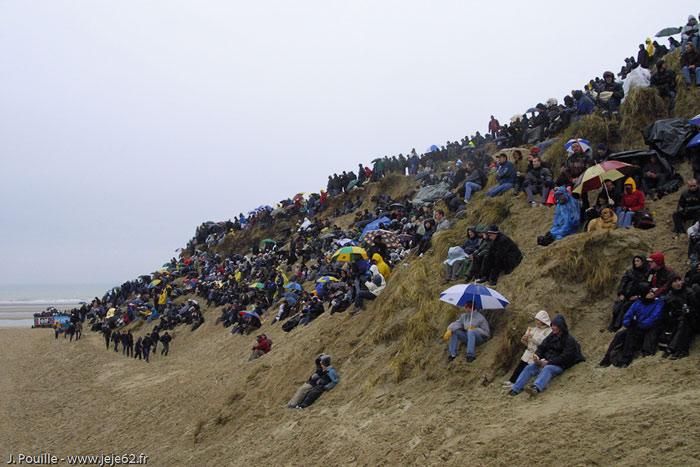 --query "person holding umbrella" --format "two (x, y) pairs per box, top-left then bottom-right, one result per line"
(446, 302), (490, 363)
